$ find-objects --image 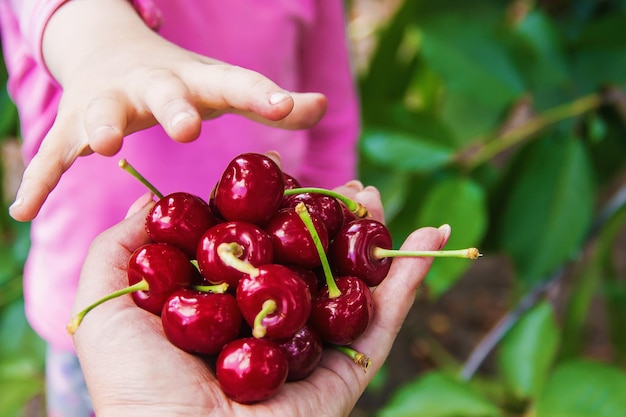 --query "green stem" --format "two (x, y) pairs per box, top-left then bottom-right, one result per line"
(285, 187), (369, 218)
(67, 278), (149, 335)
(373, 247), (482, 260)
(332, 345), (371, 371)
(191, 282), (229, 293)
(295, 203), (341, 298)
(252, 299), (277, 338)
(118, 159), (164, 199)
(464, 93), (602, 170)
(216, 242), (258, 277)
